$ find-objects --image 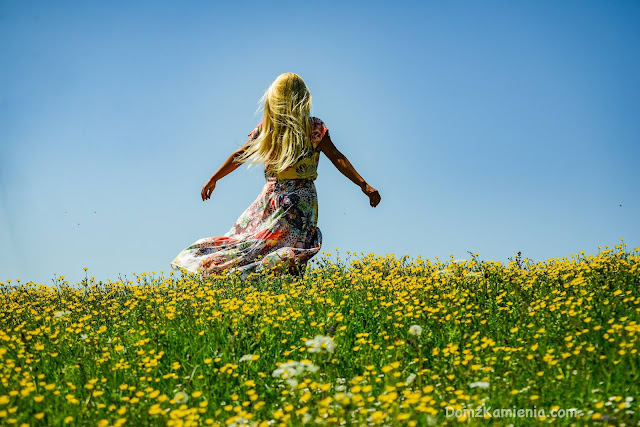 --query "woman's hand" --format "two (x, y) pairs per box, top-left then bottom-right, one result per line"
(200, 147), (247, 201)
(201, 178), (217, 201)
(362, 184), (381, 207)
(317, 134), (381, 208)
